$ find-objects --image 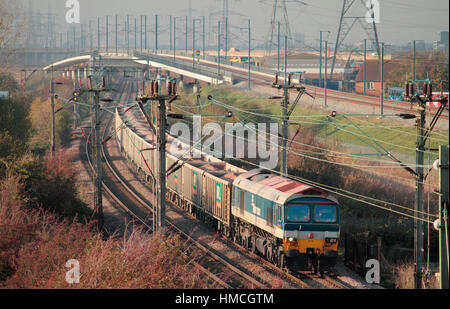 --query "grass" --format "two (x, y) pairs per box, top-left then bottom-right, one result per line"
(196, 85), (448, 161)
